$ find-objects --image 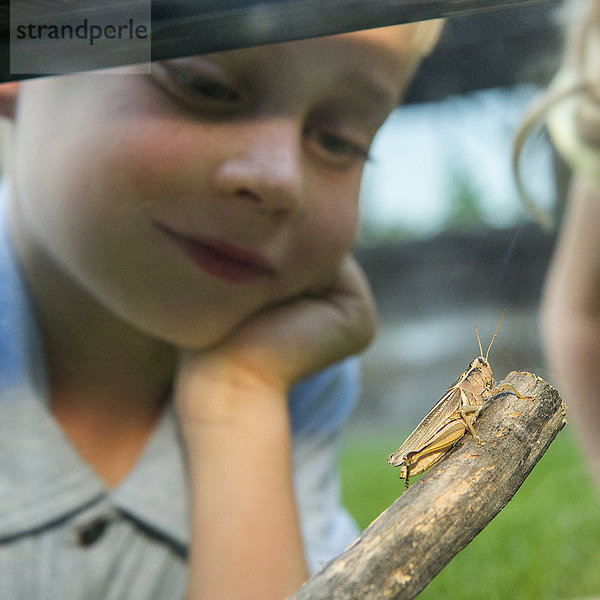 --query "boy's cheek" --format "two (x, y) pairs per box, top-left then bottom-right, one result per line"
(98, 119), (210, 201)
(289, 205), (359, 291)
(15, 80), (200, 207)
